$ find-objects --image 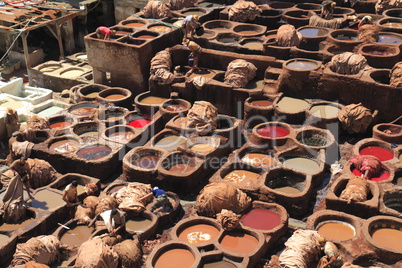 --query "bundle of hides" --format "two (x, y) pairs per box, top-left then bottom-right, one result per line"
(228, 0), (262, 22)
(24, 261), (50, 268)
(27, 115), (49, 130)
(216, 209), (240, 231)
(84, 183), (99, 196)
(111, 182), (152, 212)
(143, 0), (172, 19)
(350, 155), (382, 178)
(276, 24), (302, 47)
(224, 59), (257, 88)
(95, 196), (118, 215)
(1, 169), (17, 187)
(340, 176), (370, 203)
(277, 230), (322, 268)
(309, 14), (344, 29)
(150, 49), (174, 85)
(12, 235), (64, 266)
(358, 24), (380, 44)
(195, 182), (252, 217)
(75, 238), (118, 268)
(390, 62), (402, 87)
(75, 204), (94, 224)
(190, 75), (212, 90)
(101, 234), (123, 247)
(186, 101), (218, 135)
(84, 196), (100, 211)
(26, 158), (57, 189)
(11, 140), (34, 160)
(328, 52), (367, 75)
(375, 0), (402, 14)
(0, 174), (27, 223)
(168, 0), (196, 10)
(337, 103), (374, 134)
(113, 239), (142, 268)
